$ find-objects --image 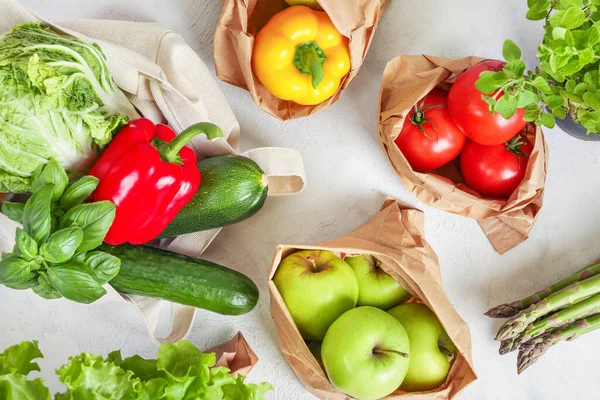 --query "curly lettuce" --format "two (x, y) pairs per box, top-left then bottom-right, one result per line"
(56, 340), (273, 400)
(0, 341), (51, 400)
(0, 23), (138, 193)
(0, 340), (272, 400)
